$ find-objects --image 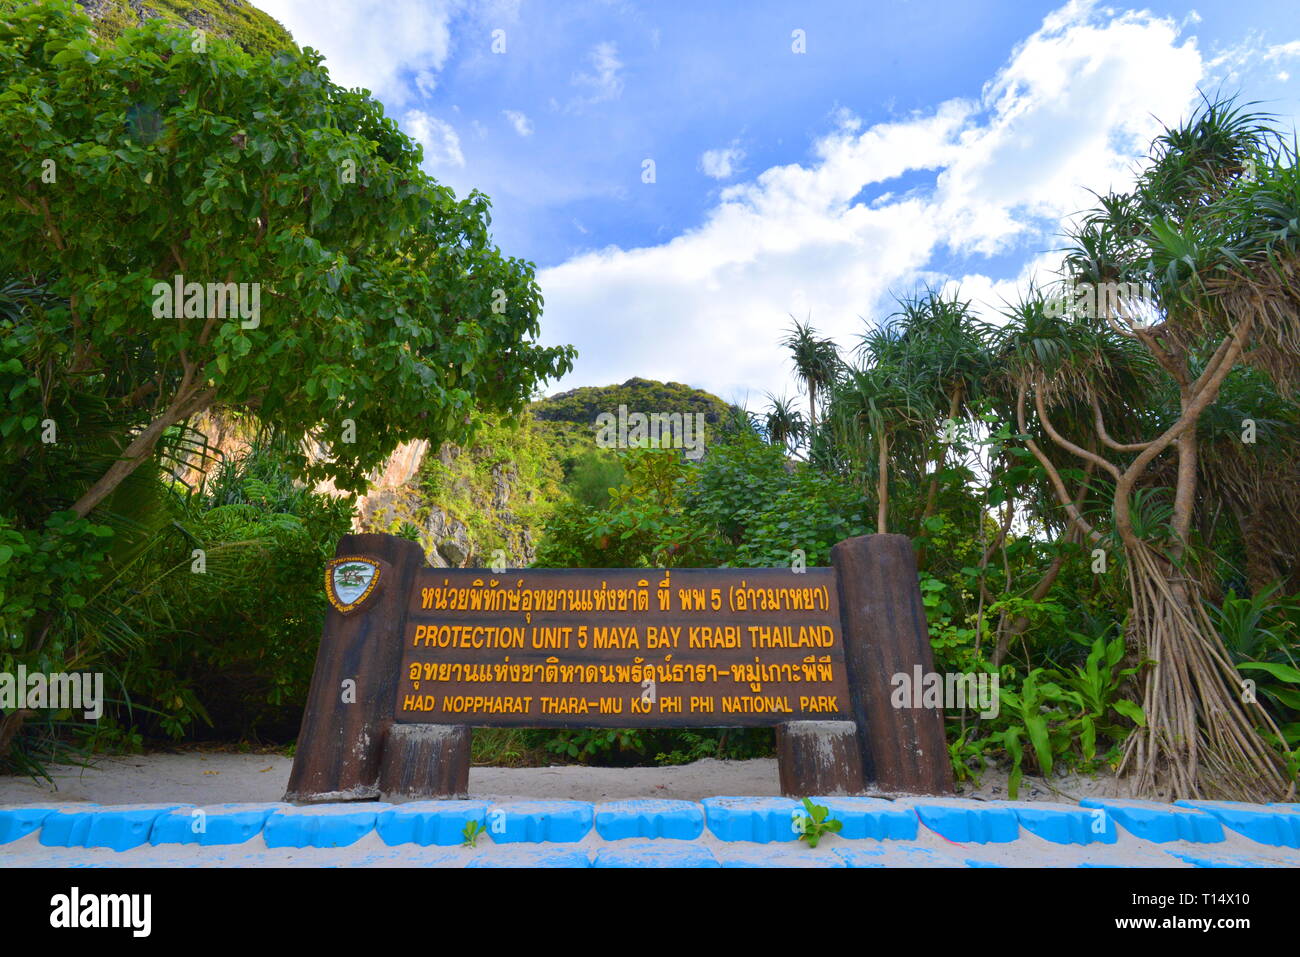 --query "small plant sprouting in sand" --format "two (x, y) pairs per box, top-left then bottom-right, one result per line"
(462, 820), (487, 848)
(795, 798), (842, 848)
